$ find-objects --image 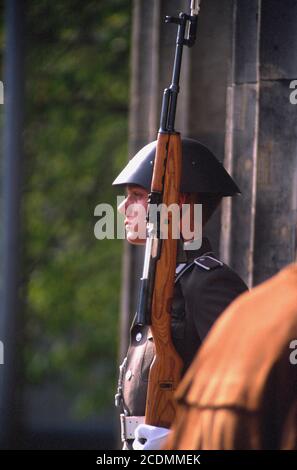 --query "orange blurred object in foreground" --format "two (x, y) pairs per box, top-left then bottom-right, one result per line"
(165, 264), (297, 450)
